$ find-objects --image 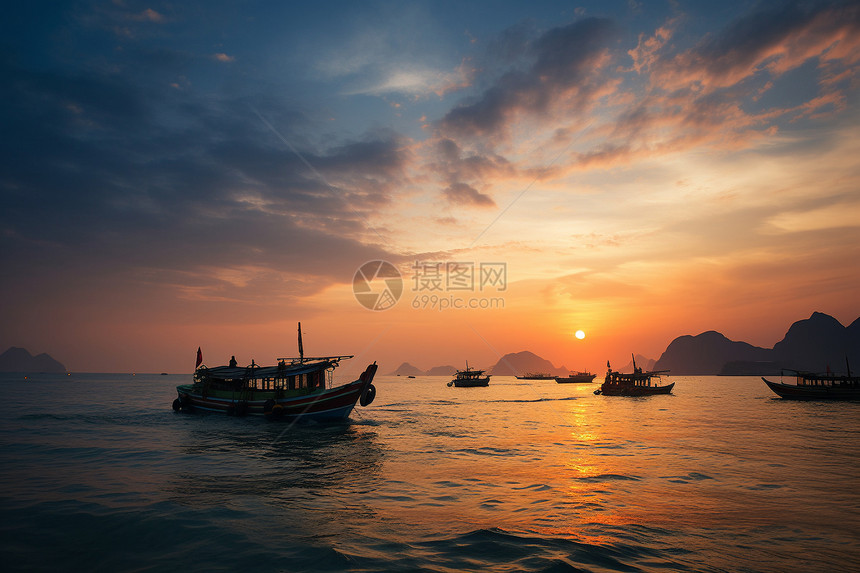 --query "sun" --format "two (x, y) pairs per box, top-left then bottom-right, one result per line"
(575, 330), (585, 339)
